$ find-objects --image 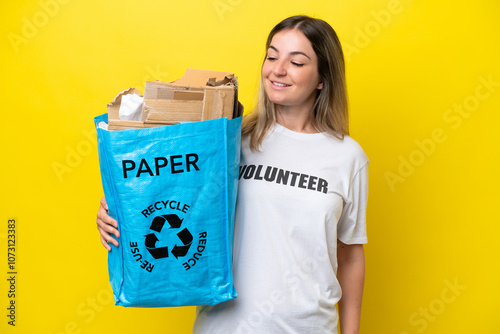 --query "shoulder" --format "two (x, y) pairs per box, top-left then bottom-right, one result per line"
(340, 135), (368, 164)
(324, 134), (369, 171)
